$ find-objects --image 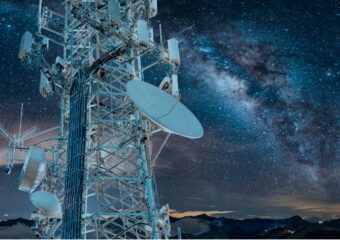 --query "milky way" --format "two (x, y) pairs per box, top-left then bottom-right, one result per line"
(183, 23), (340, 200)
(155, 0), (340, 219)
